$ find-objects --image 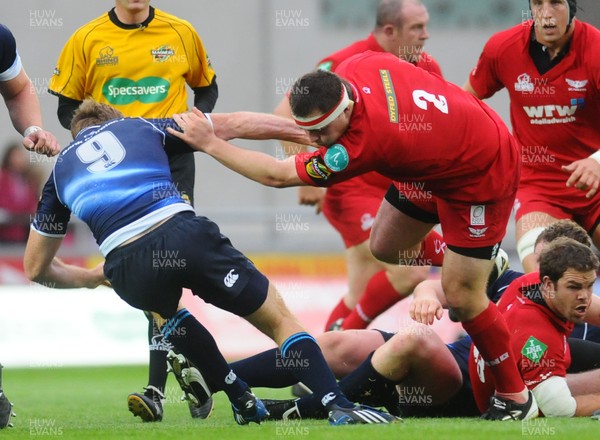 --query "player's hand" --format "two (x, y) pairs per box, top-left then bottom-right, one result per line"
(23, 129), (60, 157)
(410, 294), (443, 325)
(298, 186), (325, 214)
(88, 261), (109, 289)
(168, 108), (216, 151)
(563, 157), (600, 199)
